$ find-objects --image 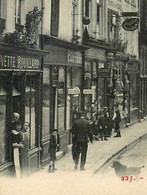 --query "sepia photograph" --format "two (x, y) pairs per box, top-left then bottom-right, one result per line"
(0, 0), (147, 194)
